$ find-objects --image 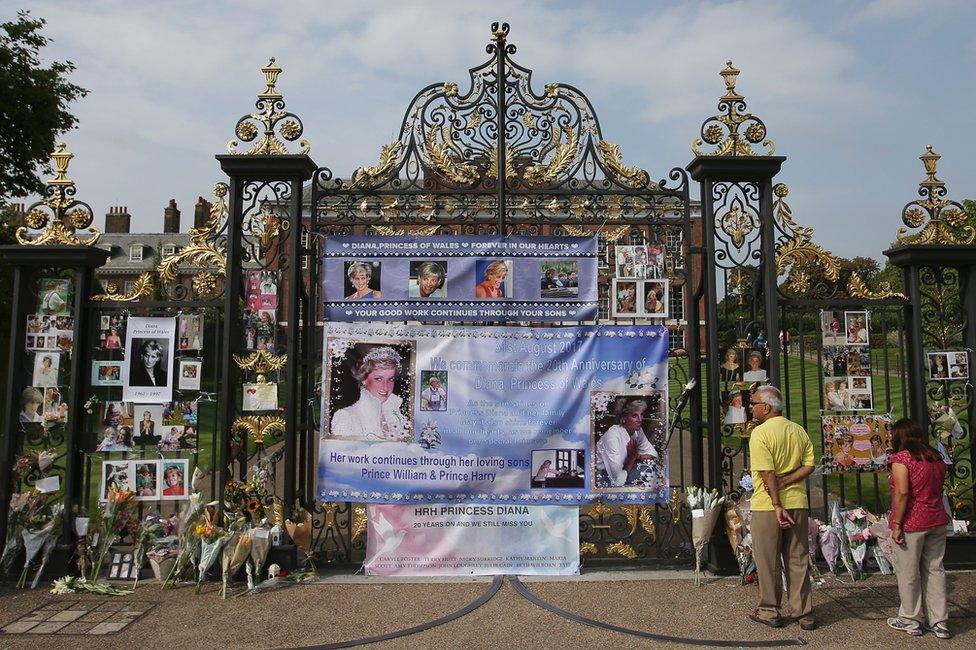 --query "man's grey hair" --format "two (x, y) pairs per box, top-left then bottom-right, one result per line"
(753, 386), (784, 413)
